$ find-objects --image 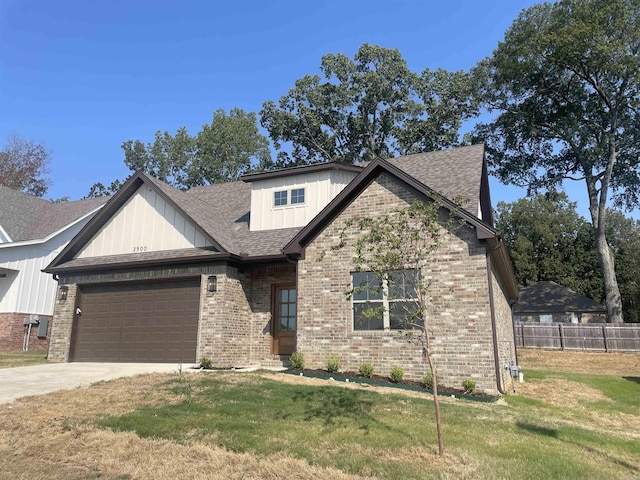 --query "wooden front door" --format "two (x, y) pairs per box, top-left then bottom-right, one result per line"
(272, 285), (297, 355)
